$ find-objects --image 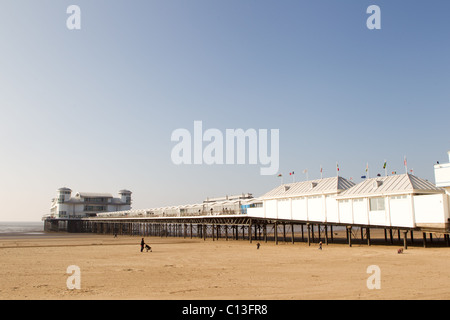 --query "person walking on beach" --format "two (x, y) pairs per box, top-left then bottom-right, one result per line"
(319, 241), (322, 250)
(140, 238), (145, 252)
